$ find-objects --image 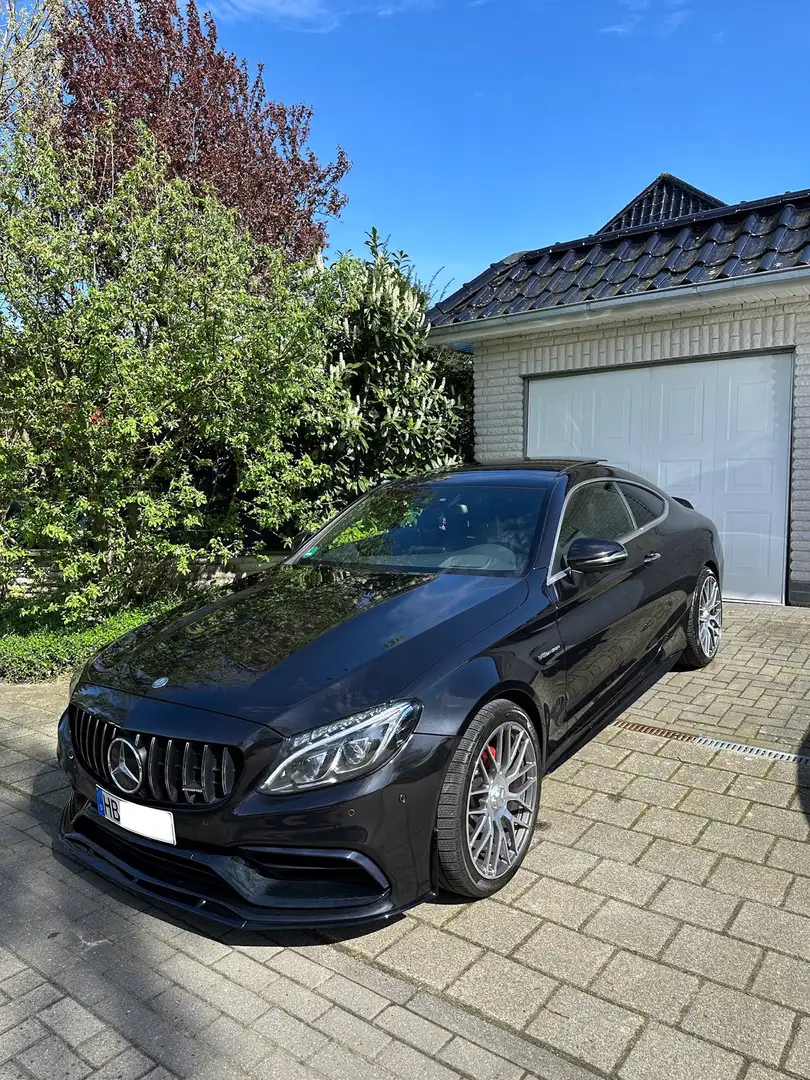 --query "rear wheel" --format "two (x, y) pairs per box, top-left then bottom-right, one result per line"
(436, 699), (542, 898)
(682, 566), (723, 669)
